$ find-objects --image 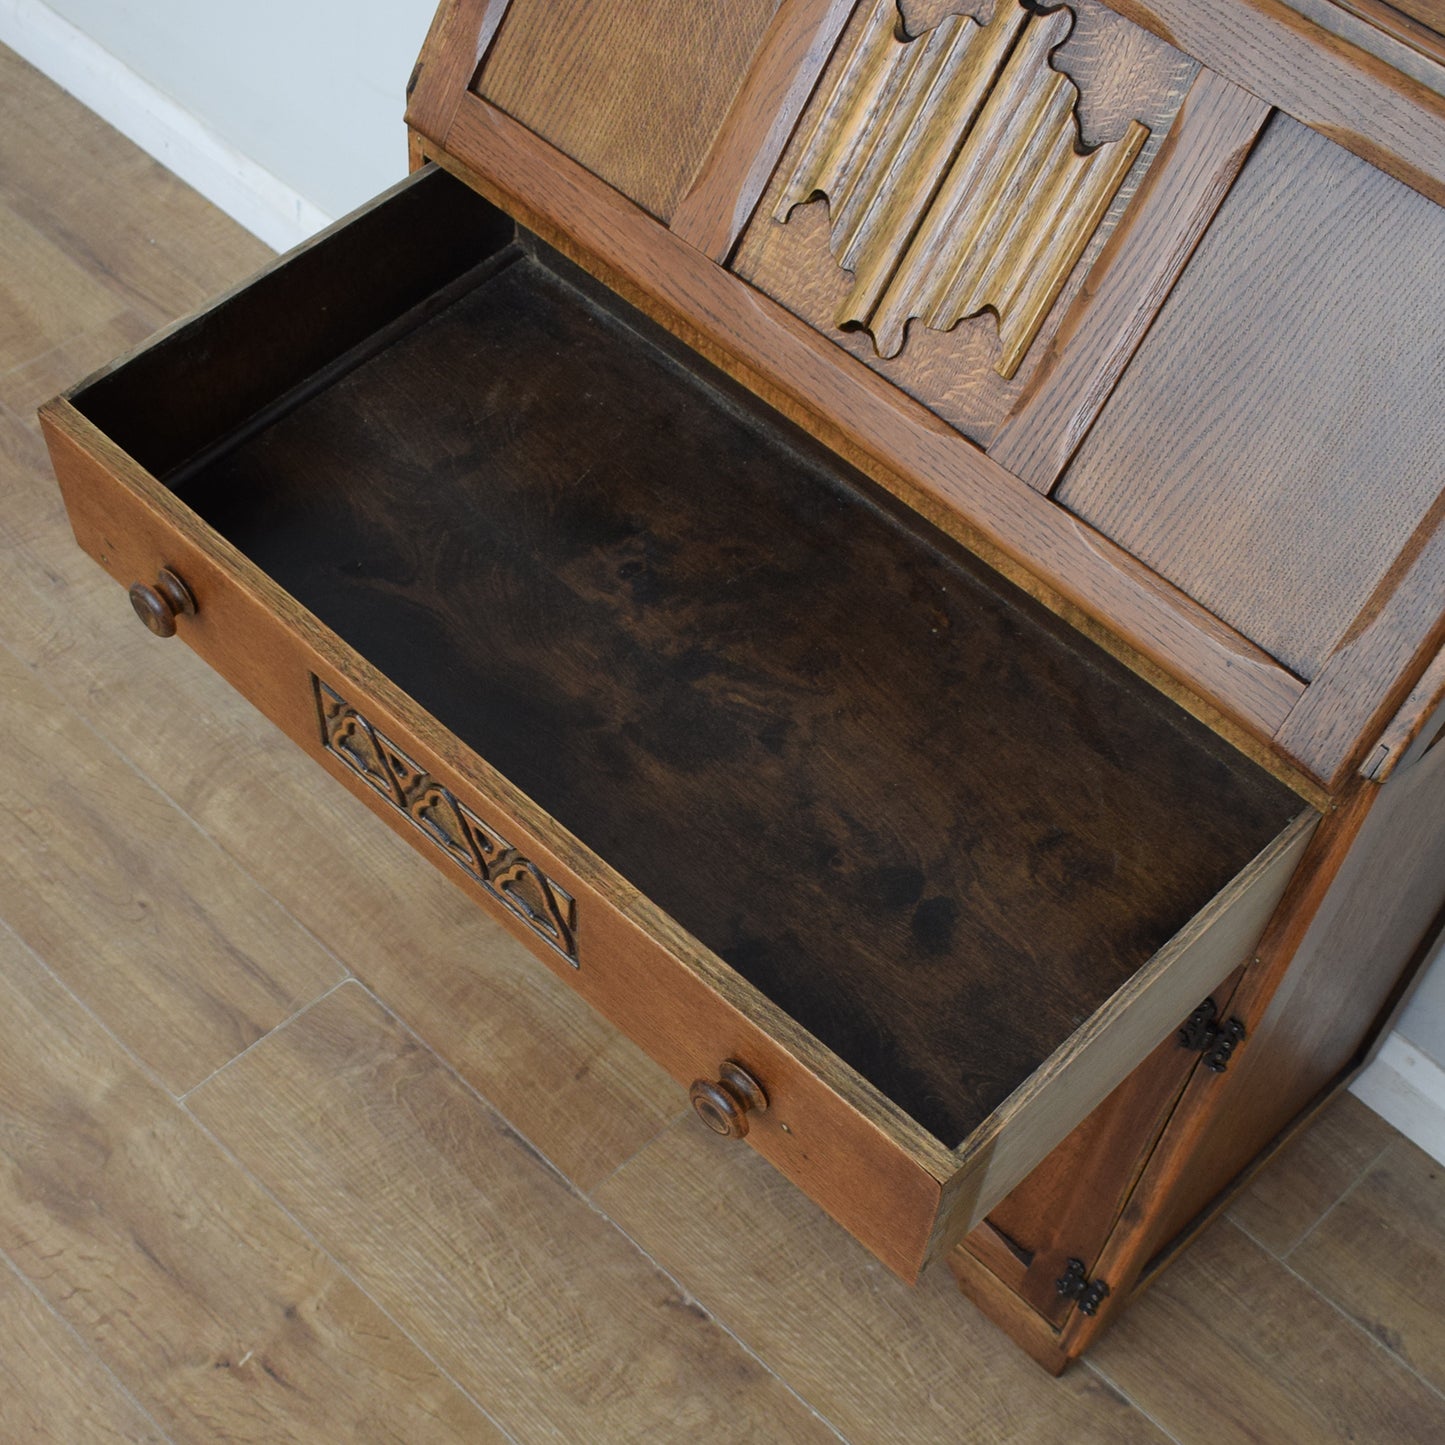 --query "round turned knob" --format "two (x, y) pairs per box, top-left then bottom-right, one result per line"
(689, 1060), (769, 1140)
(129, 567), (196, 638)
